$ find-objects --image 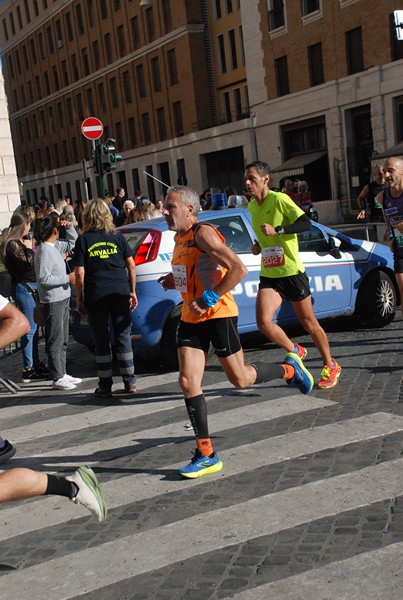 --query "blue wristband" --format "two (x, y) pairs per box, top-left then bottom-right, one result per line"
(202, 289), (220, 307)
